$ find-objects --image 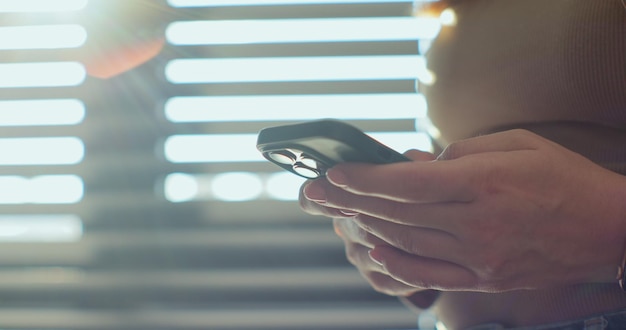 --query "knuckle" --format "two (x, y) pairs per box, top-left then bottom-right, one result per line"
(325, 190), (356, 211)
(506, 129), (542, 146)
(474, 251), (507, 281)
(343, 243), (373, 268)
(365, 272), (391, 293)
(438, 141), (464, 160)
(470, 223), (499, 244)
(376, 202), (409, 222)
(475, 278), (509, 293)
(338, 218), (366, 241)
(508, 128), (533, 138)
(394, 231), (423, 256)
(344, 244), (360, 266)
(395, 273), (430, 289)
(353, 216), (379, 235)
(383, 261), (430, 289)
(365, 272), (406, 296)
(360, 231), (383, 247)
